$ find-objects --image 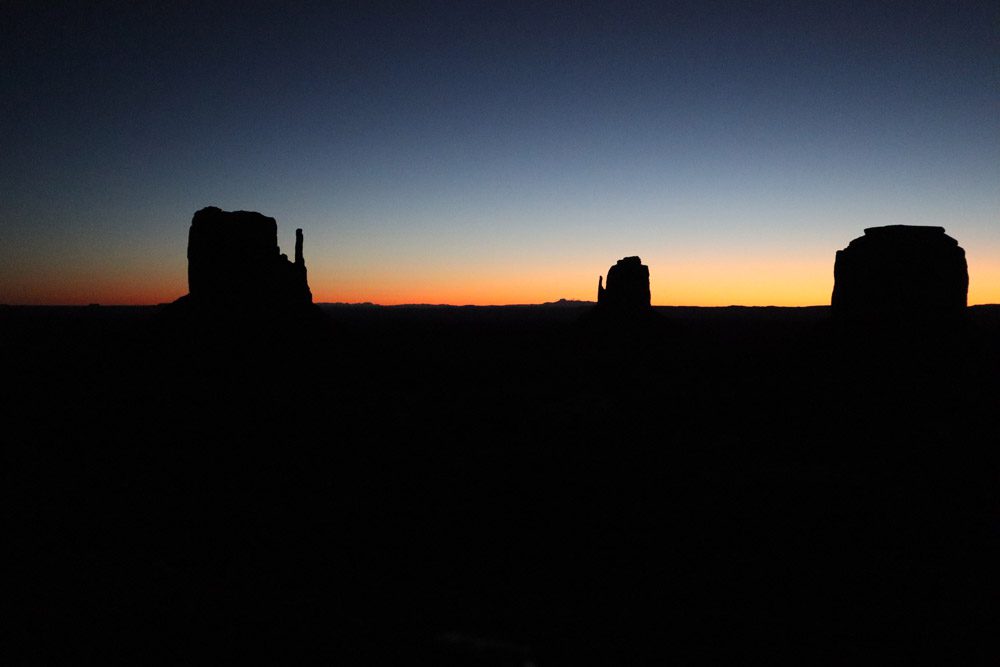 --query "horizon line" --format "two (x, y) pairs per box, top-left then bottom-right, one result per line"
(5, 301), (1000, 309)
